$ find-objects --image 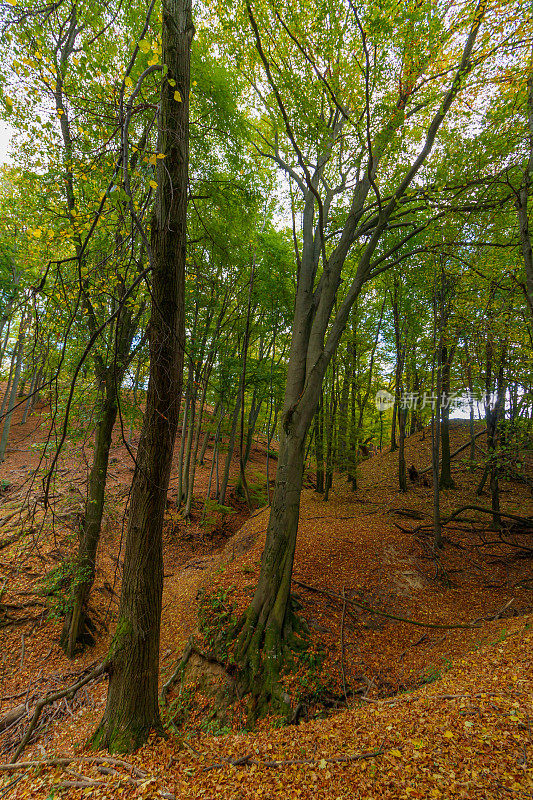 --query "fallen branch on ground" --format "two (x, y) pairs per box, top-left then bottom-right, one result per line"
(160, 640), (193, 705)
(203, 746), (386, 771)
(0, 755), (147, 776)
(8, 662), (107, 763)
(419, 430), (486, 474)
(292, 579), (481, 629)
(447, 506), (532, 526)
